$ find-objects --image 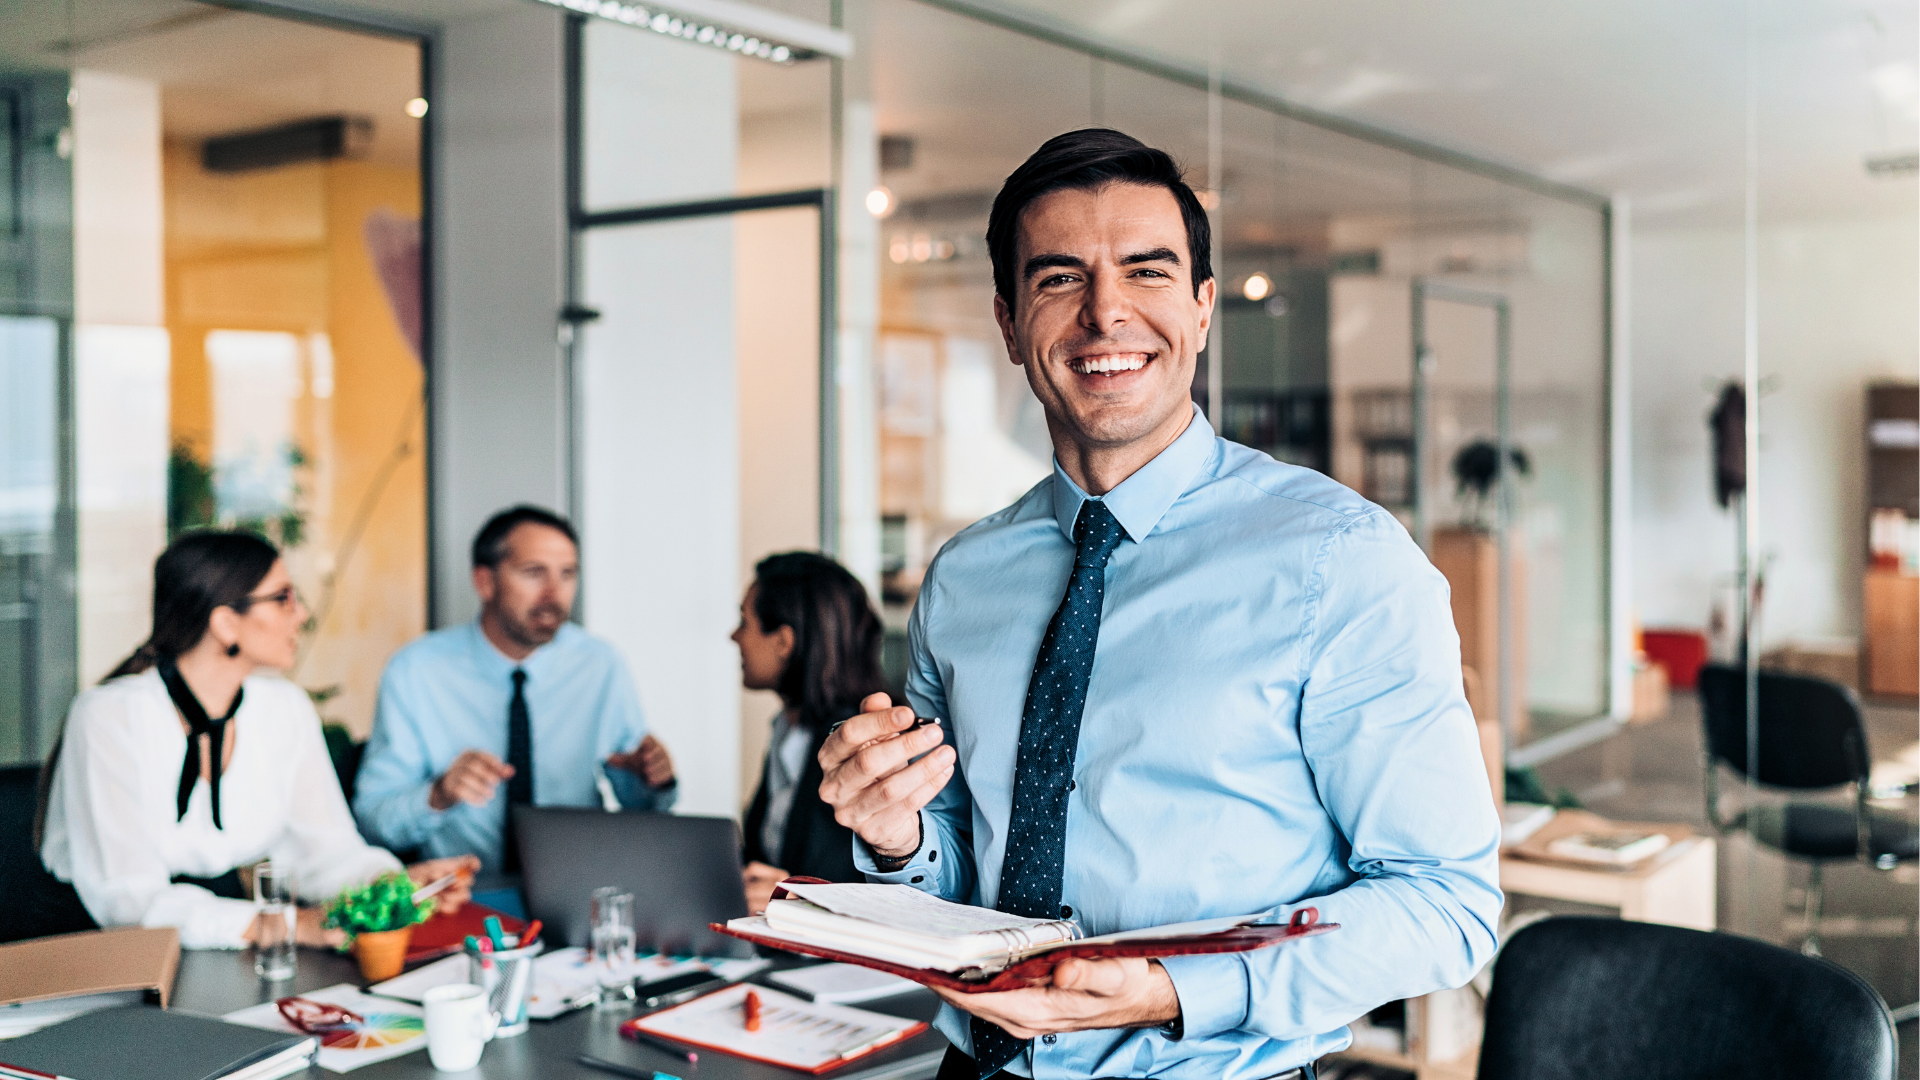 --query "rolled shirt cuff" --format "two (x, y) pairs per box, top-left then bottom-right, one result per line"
(851, 810), (942, 890)
(1158, 951), (1250, 1041)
